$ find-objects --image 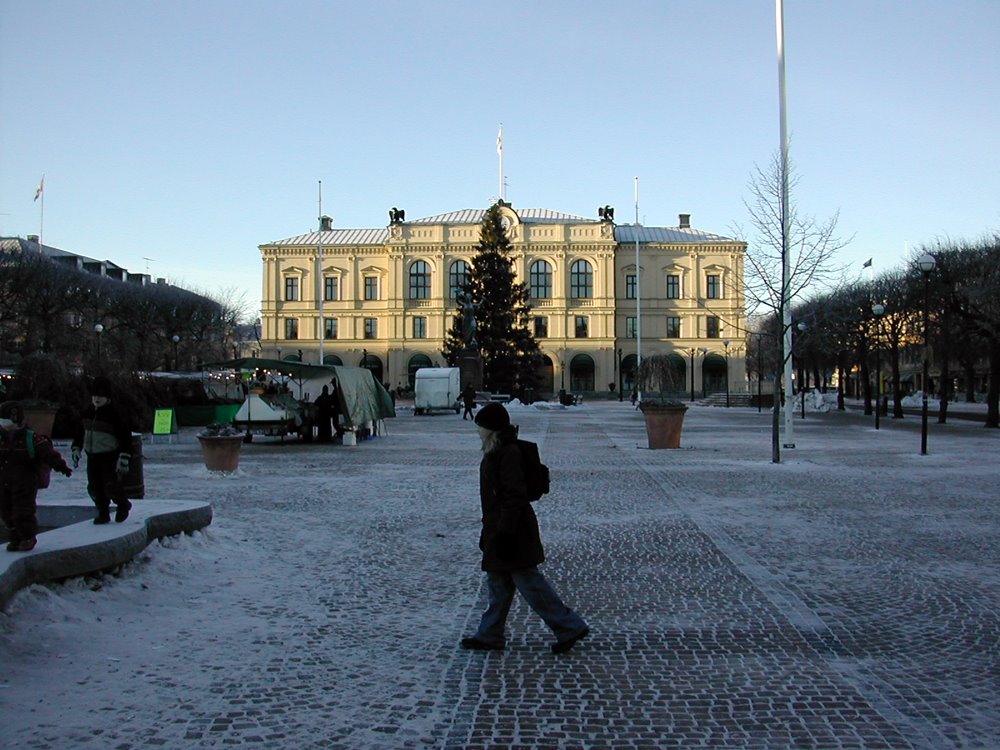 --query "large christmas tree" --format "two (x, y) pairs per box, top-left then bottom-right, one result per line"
(442, 202), (541, 394)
